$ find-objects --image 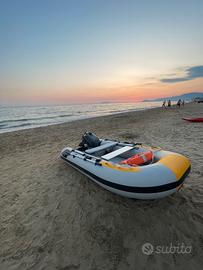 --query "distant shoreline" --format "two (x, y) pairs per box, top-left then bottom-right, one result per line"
(142, 91), (203, 102)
